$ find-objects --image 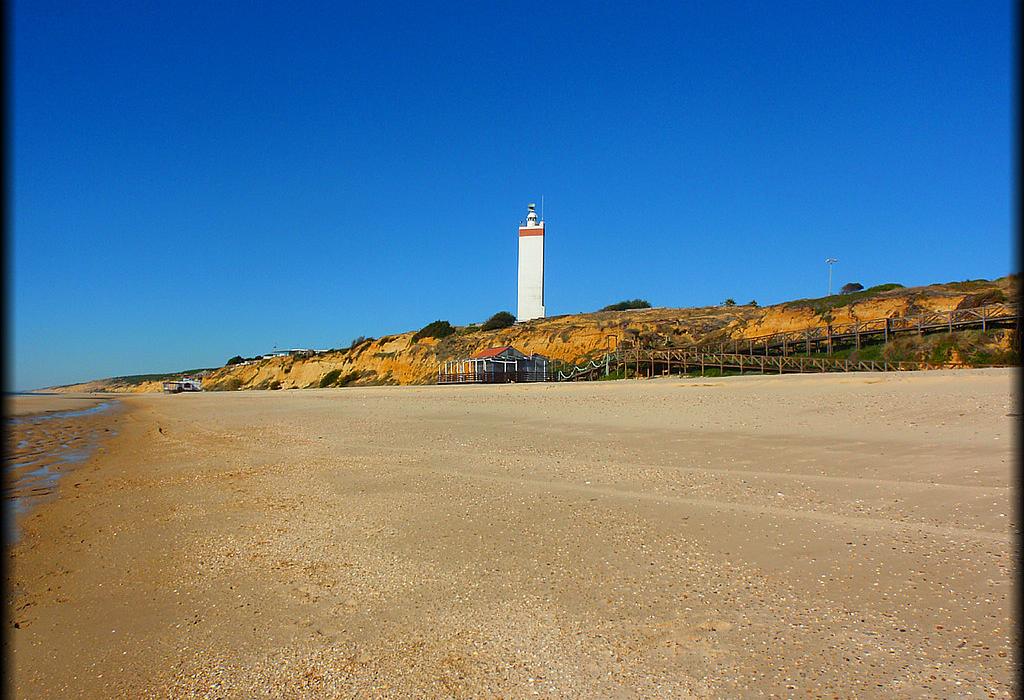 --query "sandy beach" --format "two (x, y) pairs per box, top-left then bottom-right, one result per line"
(5, 370), (1017, 698)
